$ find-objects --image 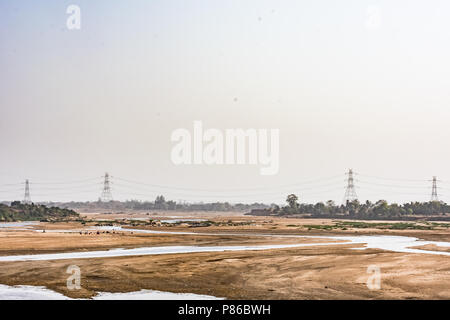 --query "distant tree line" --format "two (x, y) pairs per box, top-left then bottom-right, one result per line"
(0, 202), (79, 222)
(47, 196), (271, 212)
(265, 194), (450, 219)
(30, 193), (450, 219)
